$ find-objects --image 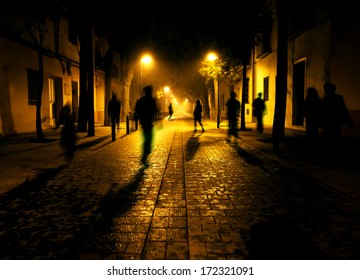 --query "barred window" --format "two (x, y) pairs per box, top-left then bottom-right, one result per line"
(27, 69), (40, 105)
